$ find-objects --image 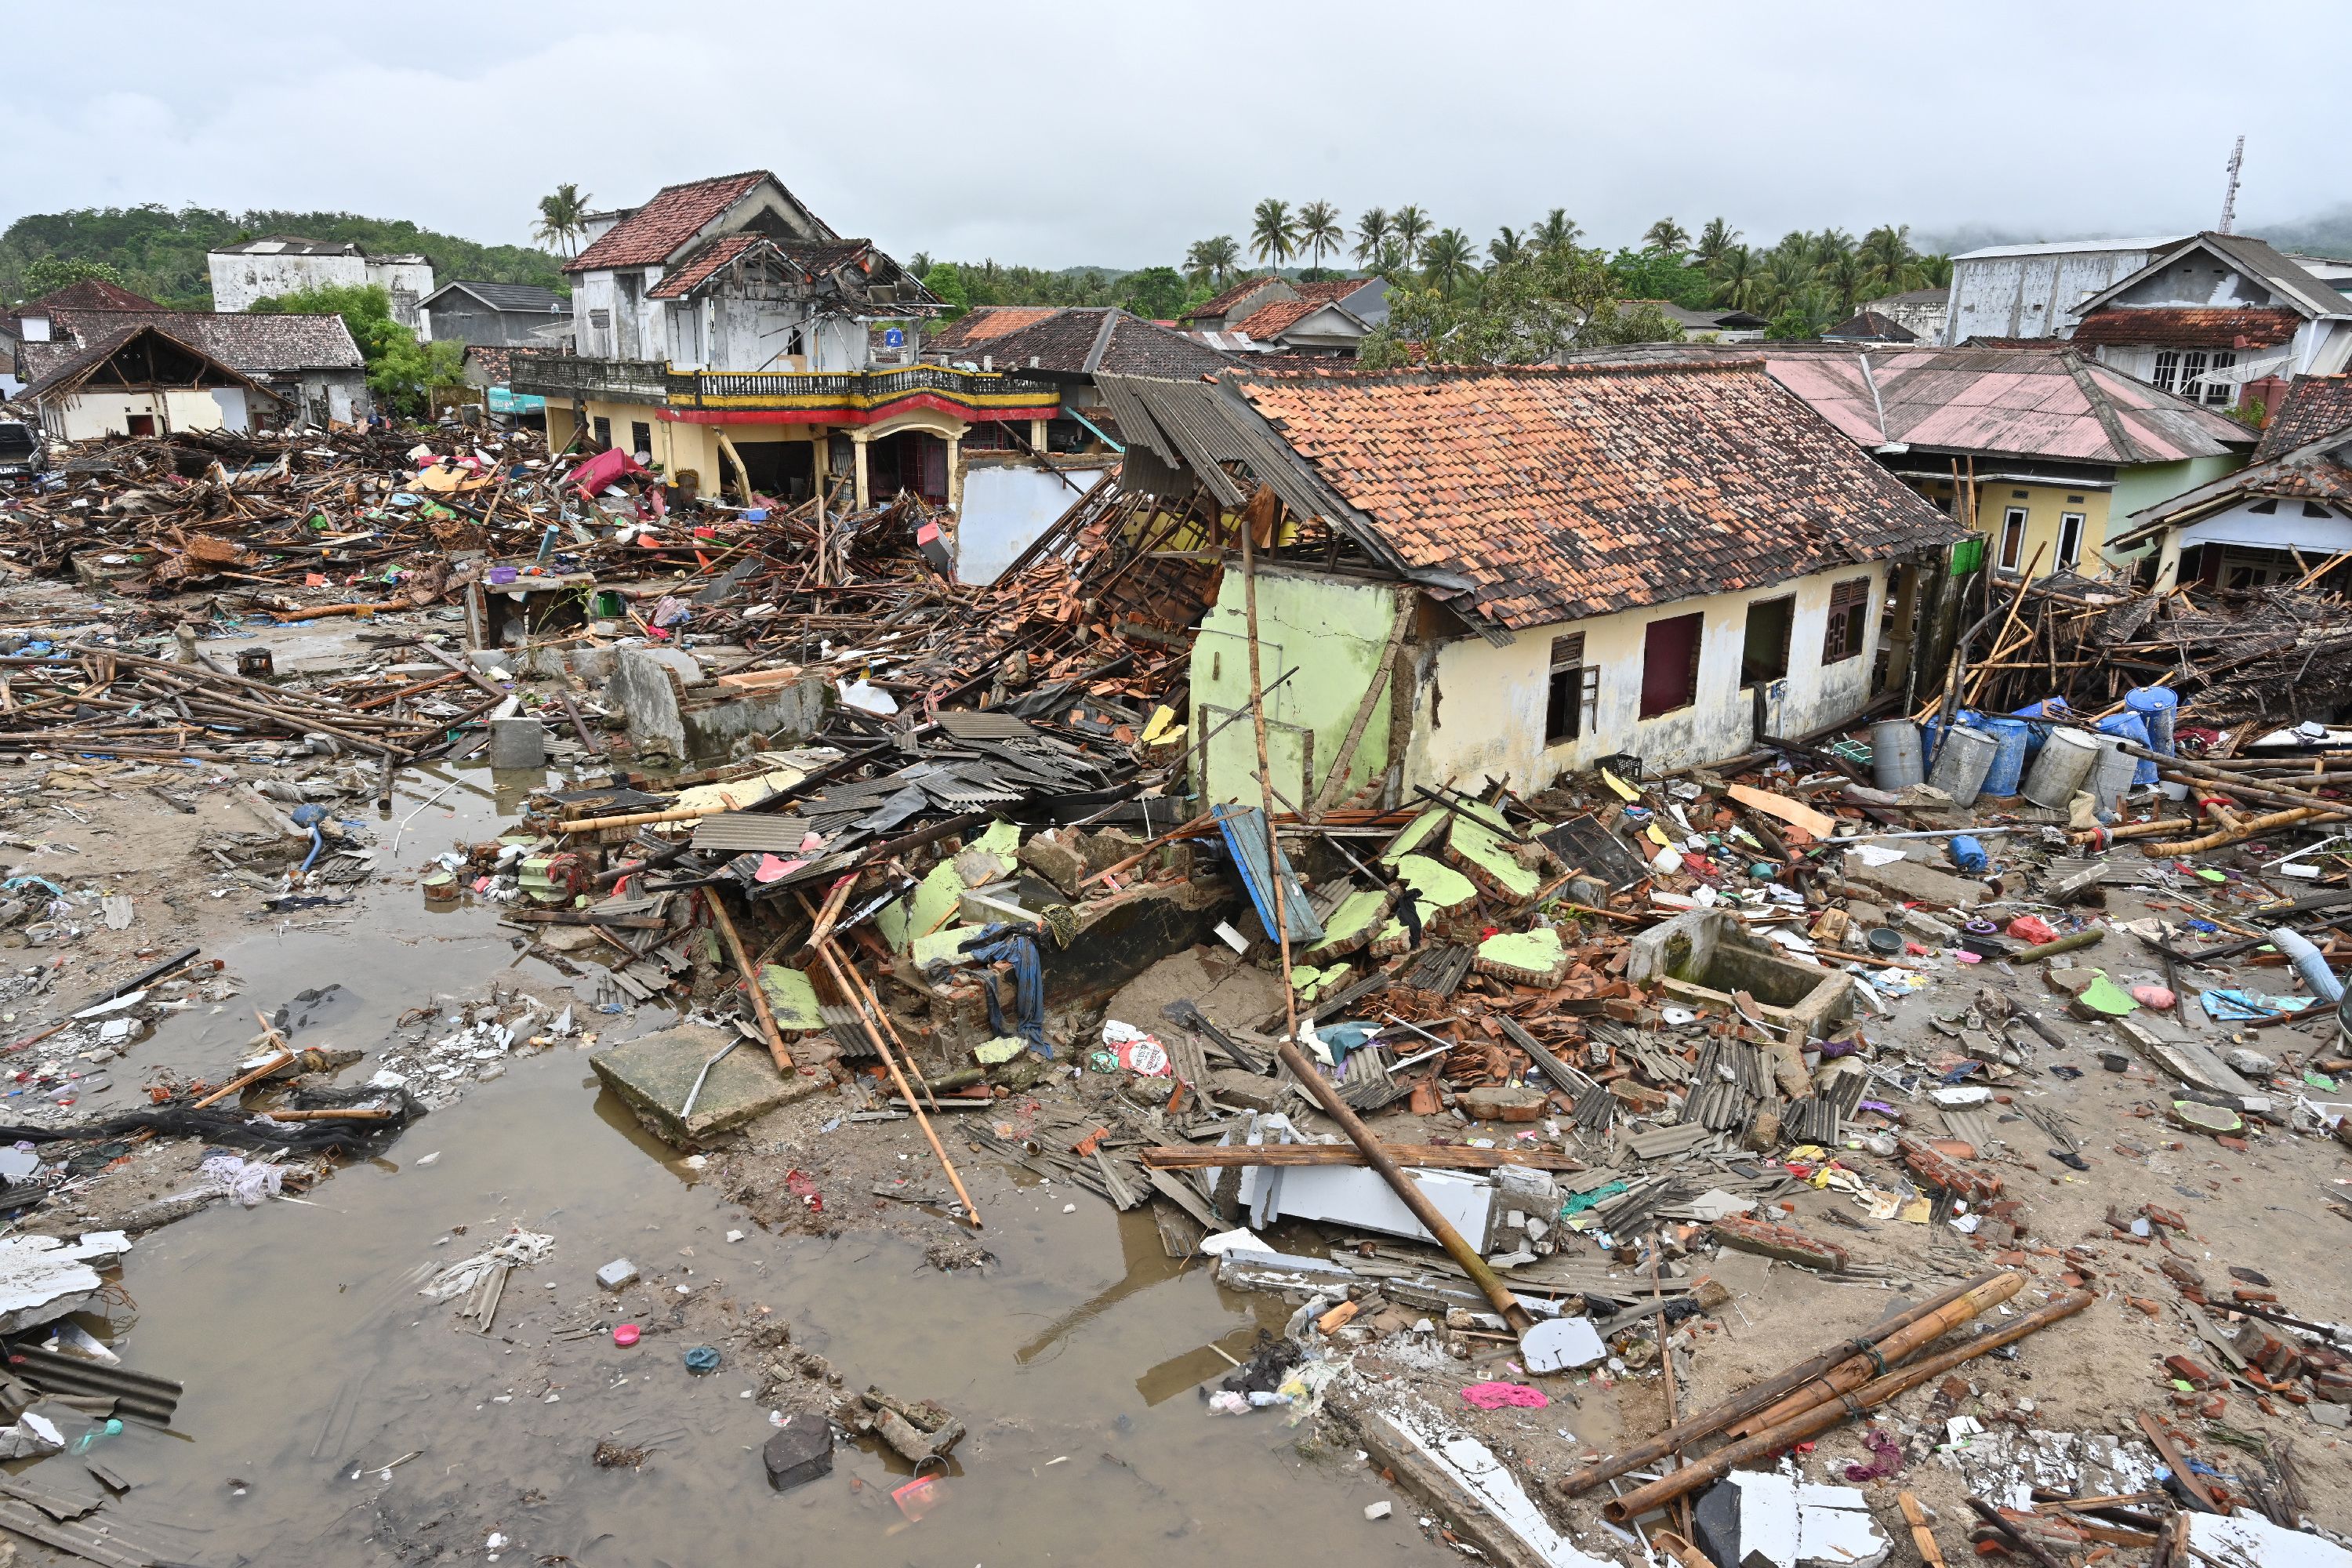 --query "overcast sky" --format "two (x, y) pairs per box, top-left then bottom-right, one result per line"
(12, 1), (2347, 267)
